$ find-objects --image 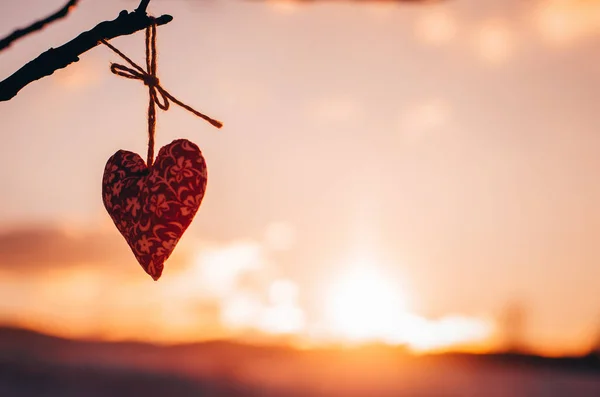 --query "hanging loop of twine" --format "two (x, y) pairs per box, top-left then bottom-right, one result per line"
(100, 21), (222, 168)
